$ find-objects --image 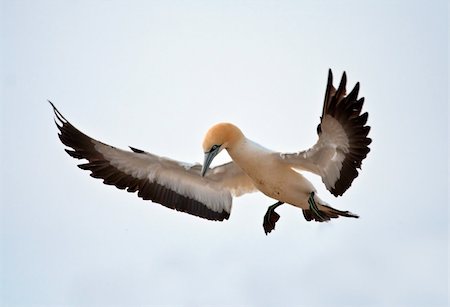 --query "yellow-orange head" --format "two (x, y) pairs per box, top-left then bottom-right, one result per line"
(202, 122), (244, 153)
(201, 123), (244, 176)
